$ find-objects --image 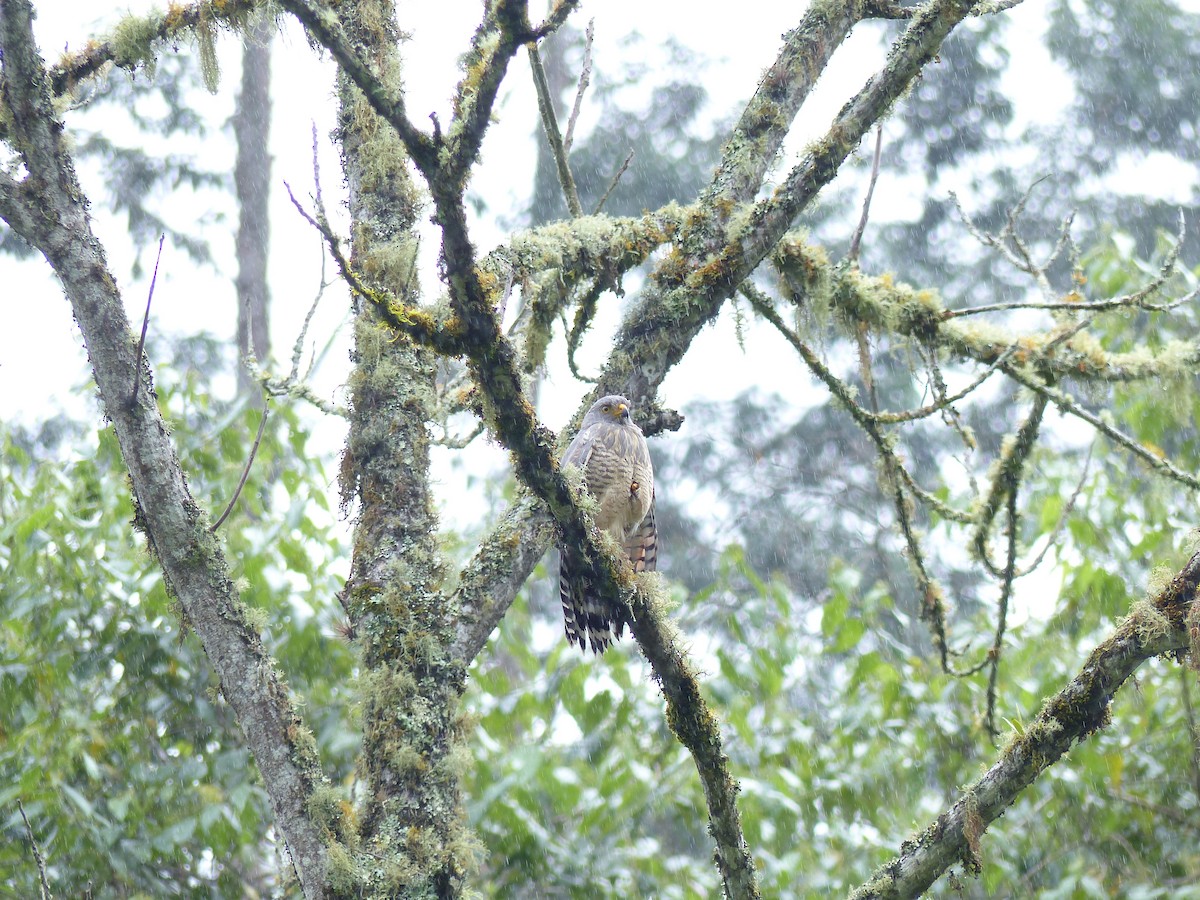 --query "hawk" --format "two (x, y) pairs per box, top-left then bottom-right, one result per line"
(558, 394), (657, 653)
